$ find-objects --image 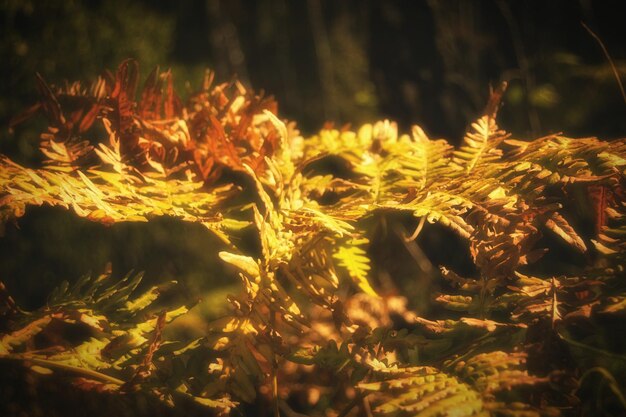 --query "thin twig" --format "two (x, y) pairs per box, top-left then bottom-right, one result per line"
(484, 81), (508, 120)
(404, 216), (427, 242)
(0, 280), (22, 315)
(337, 392), (368, 417)
(550, 277), (560, 329)
(582, 21), (626, 107)
(363, 395), (374, 417)
(393, 222), (434, 274)
(270, 310), (280, 417)
(558, 331), (626, 362)
(577, 367), (626, 410)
